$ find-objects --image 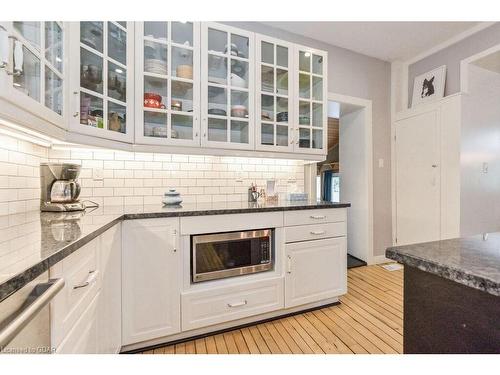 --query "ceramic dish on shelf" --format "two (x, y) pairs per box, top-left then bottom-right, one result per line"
(144, 93), (165, 109)
(208, 108), (227, 116)
(176, 64), (193, 79)
(230, 73), (246, 88)
(162, 188), (183, 206)
(231, 105), (248, 118)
